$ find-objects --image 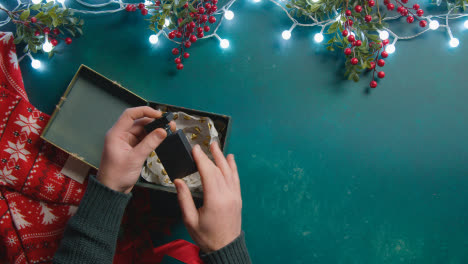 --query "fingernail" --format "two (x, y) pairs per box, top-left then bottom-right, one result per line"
(193, 144), (200, 152)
